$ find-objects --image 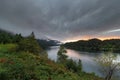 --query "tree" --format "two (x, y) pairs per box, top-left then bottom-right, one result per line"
(57, 46), (68, 63)
(13, 34), (23, 43)
(18, 32), (42, 55)
(0, 31), (13, 44)
(57, 46), (82, 73)
(29, 32), (35, 39)
(96, 53), (120, 80)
